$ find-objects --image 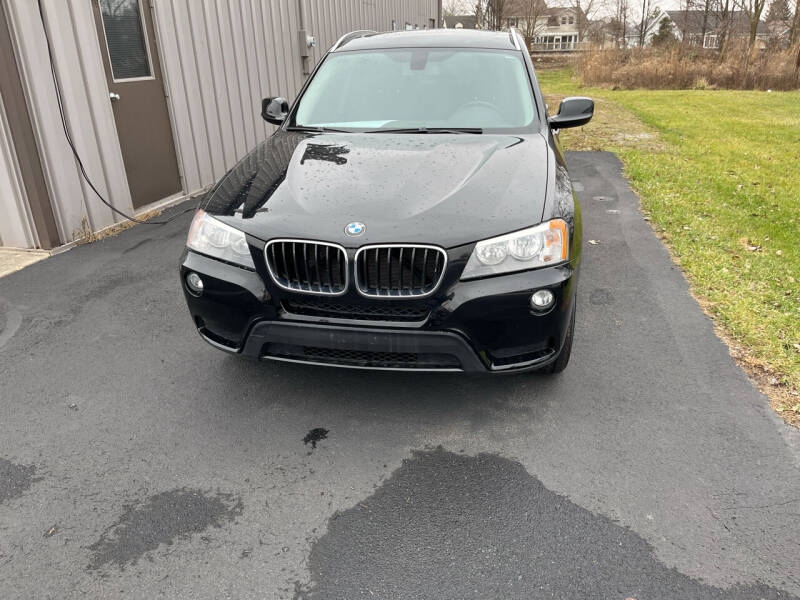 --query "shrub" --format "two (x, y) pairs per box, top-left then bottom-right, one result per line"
(577, 43), (800, 90)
